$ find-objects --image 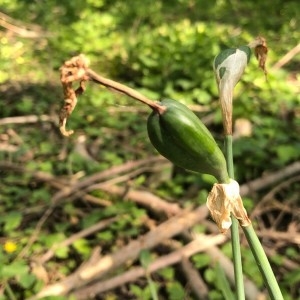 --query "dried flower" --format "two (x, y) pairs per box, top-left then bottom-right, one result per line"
(206, 179), (251, 233)
(248, 36), (268, 77)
